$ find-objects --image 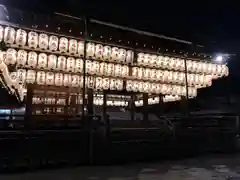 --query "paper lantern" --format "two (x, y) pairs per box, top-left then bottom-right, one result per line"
(4, 27), (15, 44)
(75, 58), (83, 73)
(36, 71), (46, 85)
(27, 51), (38, 68)
(17, 50), (27, 66)
(28, 31), (38, 49)
(86, 43), (95, 58)
(143, 82), (150, 92)
(137, 53), (144, 65)
(78, 41), (84, 56)
(202, 62), (208, 74)
(17, 69), (27, 84)
(169, 58), (175, 70)
(6, 48), (17, 65)
(111, 47), (119, 61)
(57, 56), (66, 71)
(49, 35), (58, 51)
(151, 69), (157, 81)
(46, 72), (55, 85)
(69, 39), (78, 54)
(115, 64), (121, 77)
(107, 63), (114, 76)
(0, 25), (3, 42)
(39, 33), (49, 50)
(87, 76), (95, 88)
(222, 65), (229, 76)
(66, 57), (75, 72)
(37, 53), (47, 69)
(26, 70), (36, 84)
(48, 54), (57, 70)
(102, 78), (110, 90)
(95, 44), (103, 59)
(100, 62), (107, 75)
(95, 77), (103, 90)
(132, 81), (139, 92)
(167, 71), (173, 83)
(196, 62), (202, 73)
(10, 72), (17, 82)
(72, 75), (80, 87)
(207, 63), (213, 74)
(54, 73), (63, 86)
(16, 29), (27, 46)
(103, 46), (111, 60)
(143, 54), (150, 66)
(187, 60), (193, 72)
(118, 49), (126, 62)
(126, 80), (133, 92)
(115, 79), (123, 90)
(143, 68), (150, 79)
(162, 56), (169, 69)
(151, 55), (157, 67)
(79, 76), (83, 87)
(126, 50), (133, 64)
(110, 79), (116, 90)
(132, 67), (138, 78)
(63, 74), (71, 86)
(93, 61), (100, 74)
(122, 65), (129, 77)
(192, 61), (198, 72)
(59, 37), (68, 53)
(86, 60), (92, 74)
